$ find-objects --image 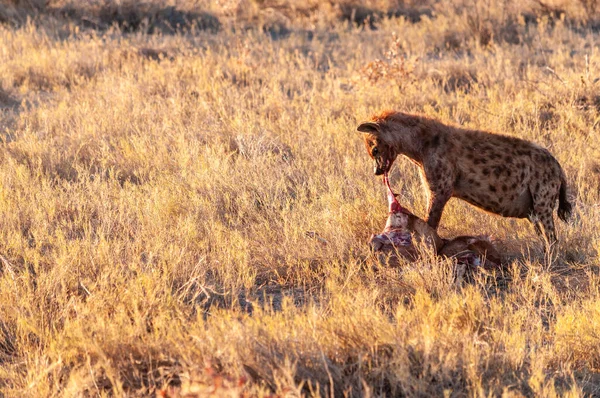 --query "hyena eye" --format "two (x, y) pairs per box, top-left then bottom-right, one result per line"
(372, 147), (379, 156)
